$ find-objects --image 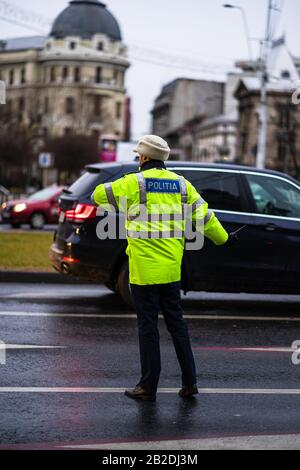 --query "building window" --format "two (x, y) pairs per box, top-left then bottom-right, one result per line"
(97, 42), (104, 51)
(281, 70), (291, 79)
(118, 71), (124, 87)
(95, 67), (102, 83)
(6, 99), (12, 117)
(116, 102), (122, 119)
(92, 129), (100, 141)
(9, 69), (14, 85)
(241, 131), (248, 156)
(50, 67), (56, 82)
(279, 105), (292, 130)
(94, 96), (102, 116)
(74, 67), (81, 83)
(20, 68), (26, 84)
(44, 97), (49, 114)
(19, 97), (25, 112)
(70, 41), (77, 50)
(64, 127), (72, 136)
(113, 69), (119, 84)
(65, 97), (75, 114)
(62, 67), (68, 81)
